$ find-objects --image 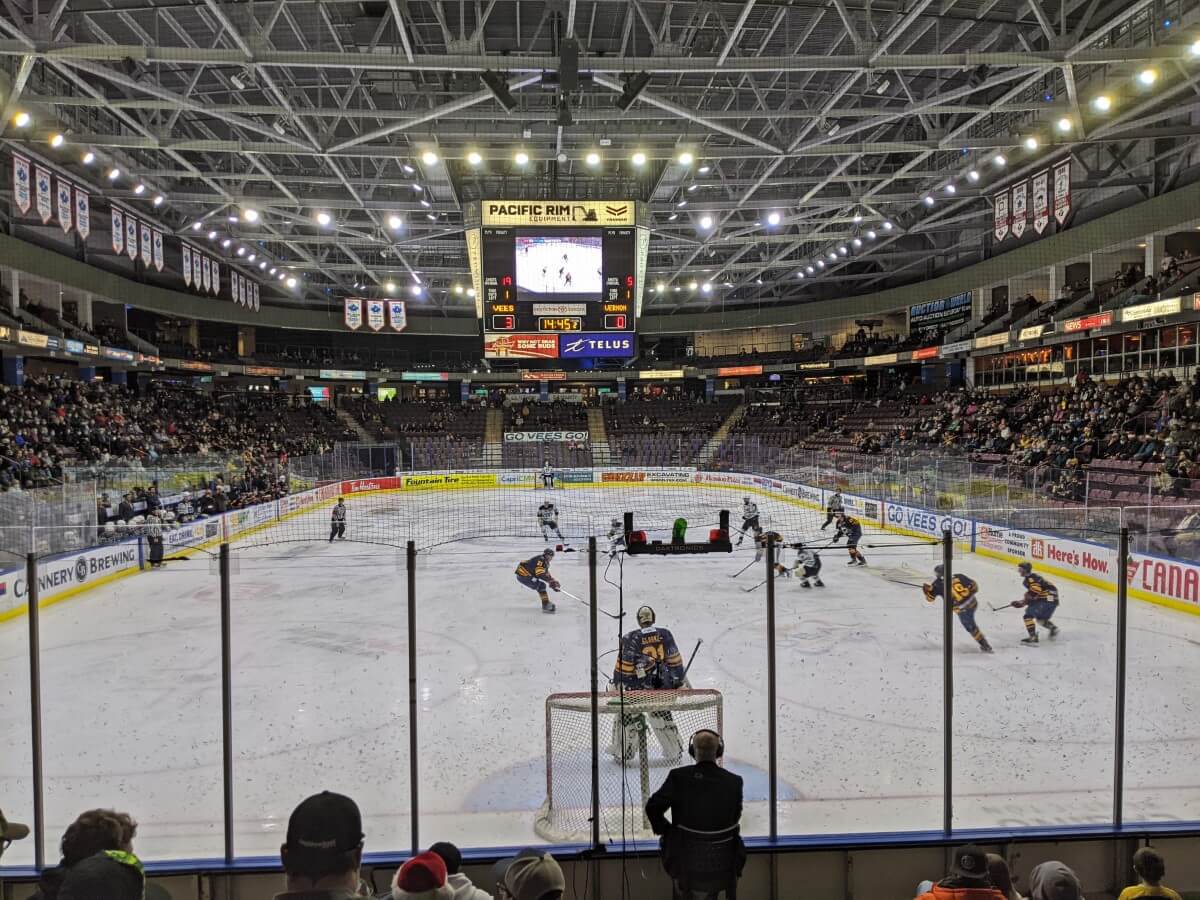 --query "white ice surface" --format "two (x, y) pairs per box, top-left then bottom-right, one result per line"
(2, 485), (1198, 865)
